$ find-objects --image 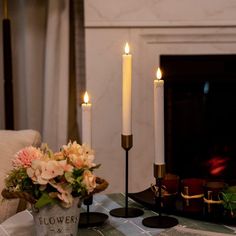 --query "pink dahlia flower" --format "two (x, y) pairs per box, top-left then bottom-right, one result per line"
(12, 146), (42, 168)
